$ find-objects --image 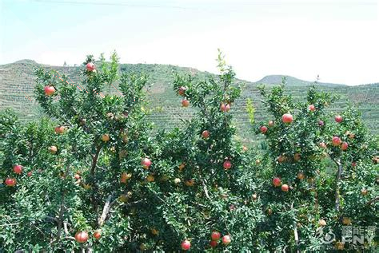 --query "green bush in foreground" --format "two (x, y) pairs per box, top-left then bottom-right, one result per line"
(254, 80), (378, 251)
(0, 52), (377, 252)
